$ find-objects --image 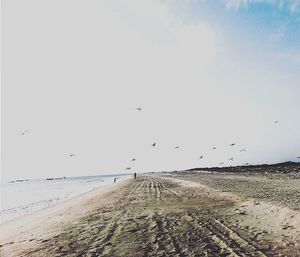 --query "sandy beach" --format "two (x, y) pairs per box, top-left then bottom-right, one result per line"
(1, 171), (300, 257)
